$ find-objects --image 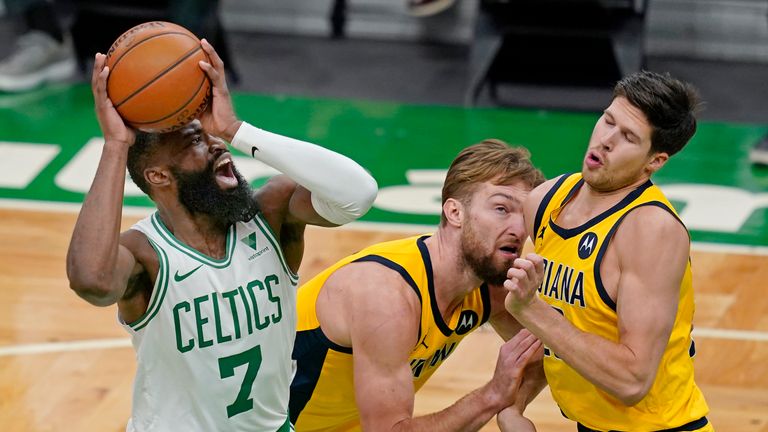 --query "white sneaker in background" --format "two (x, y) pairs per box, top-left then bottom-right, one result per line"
(406, 0), (456, 17)
(0, 30), (76, 92)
